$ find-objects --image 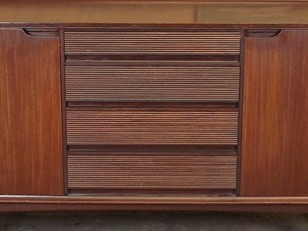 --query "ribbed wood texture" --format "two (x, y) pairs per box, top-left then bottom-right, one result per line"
(65, 65), (240, 102)
(66, 110), (238, 145)
(63, 27), (241, 196)
(64, 31), (241, 55)
(68, 155), (237, 190)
